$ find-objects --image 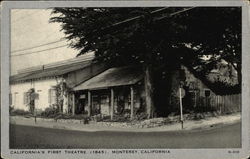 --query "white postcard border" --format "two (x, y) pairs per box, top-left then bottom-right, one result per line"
(1, 1), (249, 159)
